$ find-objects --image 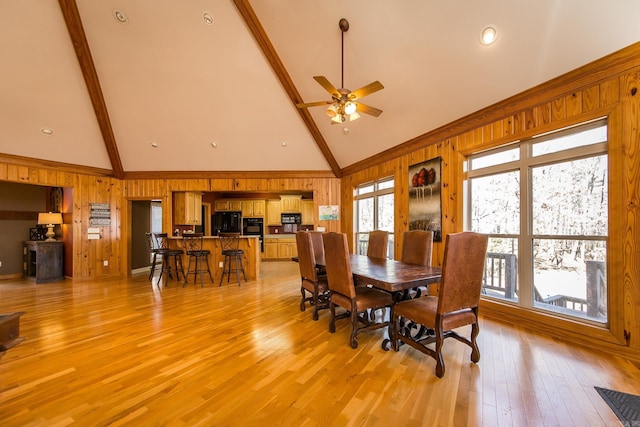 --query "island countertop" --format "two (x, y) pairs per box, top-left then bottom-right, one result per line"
(167, 235), (260, 282)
